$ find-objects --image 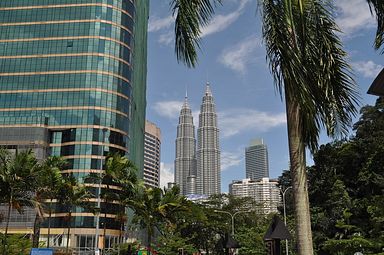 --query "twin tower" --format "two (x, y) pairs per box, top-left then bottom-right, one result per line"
(175, 83), (221, 196)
